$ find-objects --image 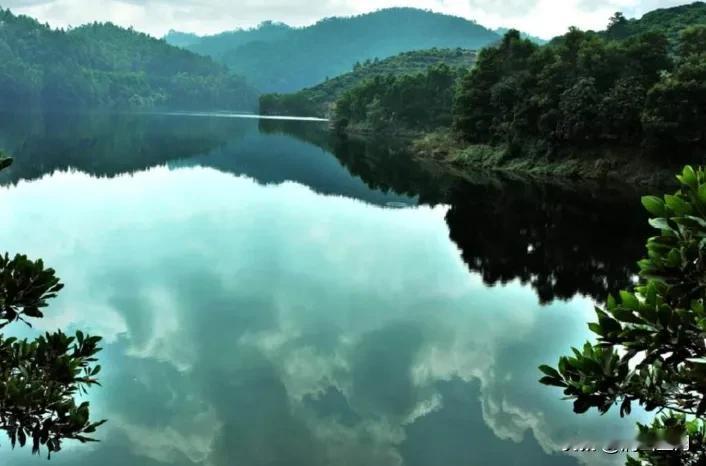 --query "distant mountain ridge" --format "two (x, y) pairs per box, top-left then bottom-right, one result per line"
(167, 21), (294, 61)
(163, 30), (200, 48)
(165, 8), (501, 93)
